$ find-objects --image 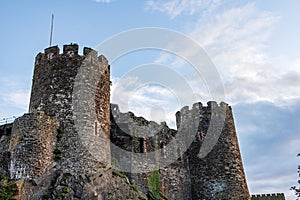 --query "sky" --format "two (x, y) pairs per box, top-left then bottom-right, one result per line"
(0, 0), (300, 199)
